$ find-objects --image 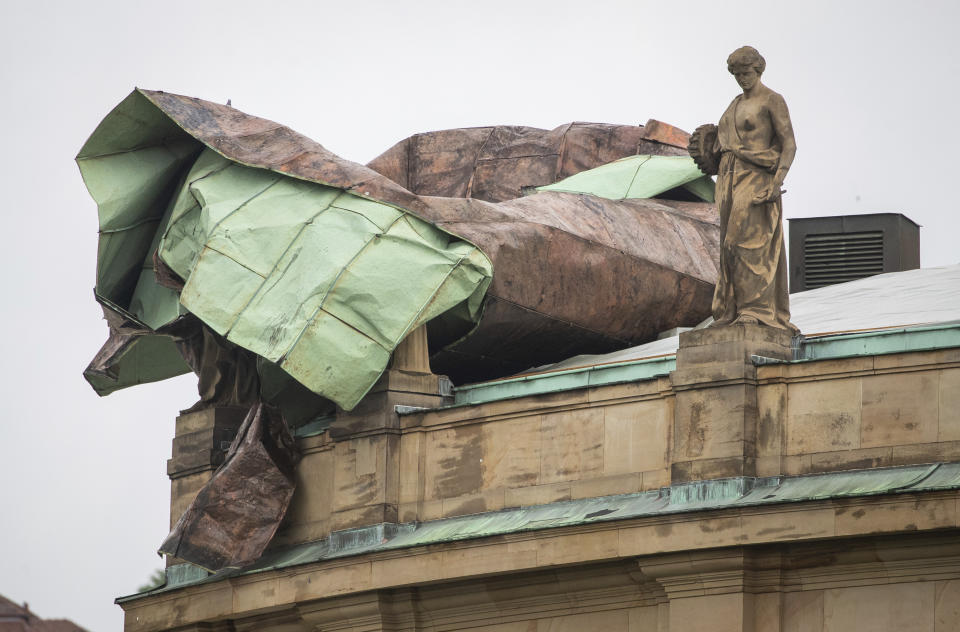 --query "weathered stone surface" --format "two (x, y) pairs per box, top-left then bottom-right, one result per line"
(604, 401), (670, 475)
(143, 345), (960, 630)
(935, 579), (960, 631)
(539, 408), (604, 484)
(266, 350), (960, 536)
(674, 384), (758, 460)
(861, 372), (939, 448)
(786, 379), (861, 454)
(328, 369), (450, 439)
(939, 368), (960, 442)
(822, 583), (934, 632)
(124, 499), (960, 631)
(782, 591), (824, 632)
(677, 322), (794, 368)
